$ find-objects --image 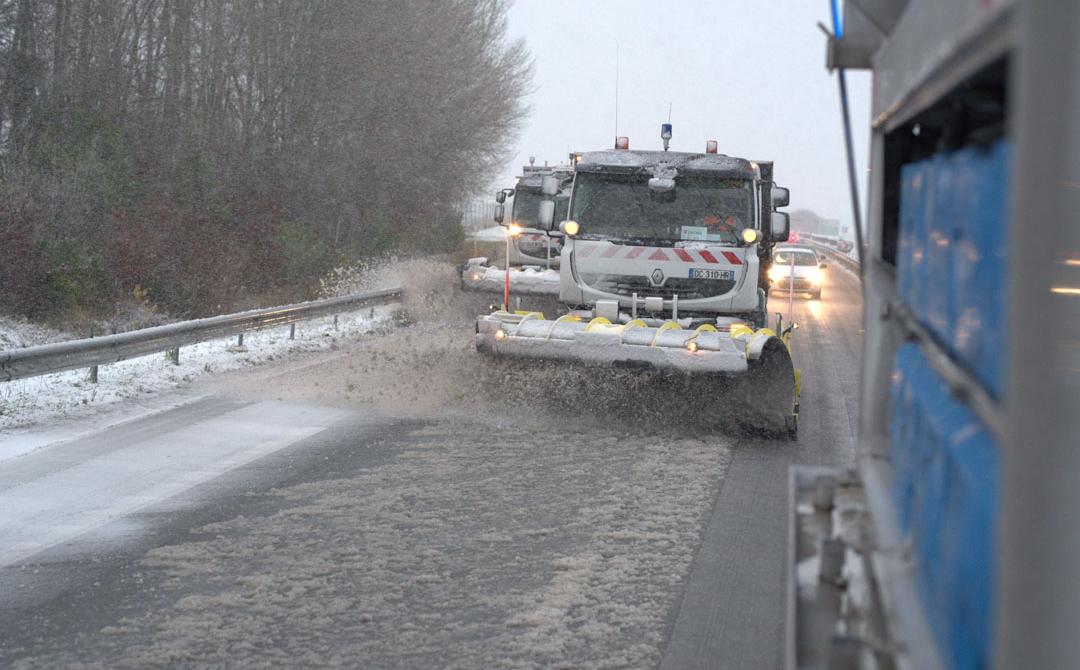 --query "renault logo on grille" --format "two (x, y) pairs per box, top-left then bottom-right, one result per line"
(650, 268), (665, 286)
